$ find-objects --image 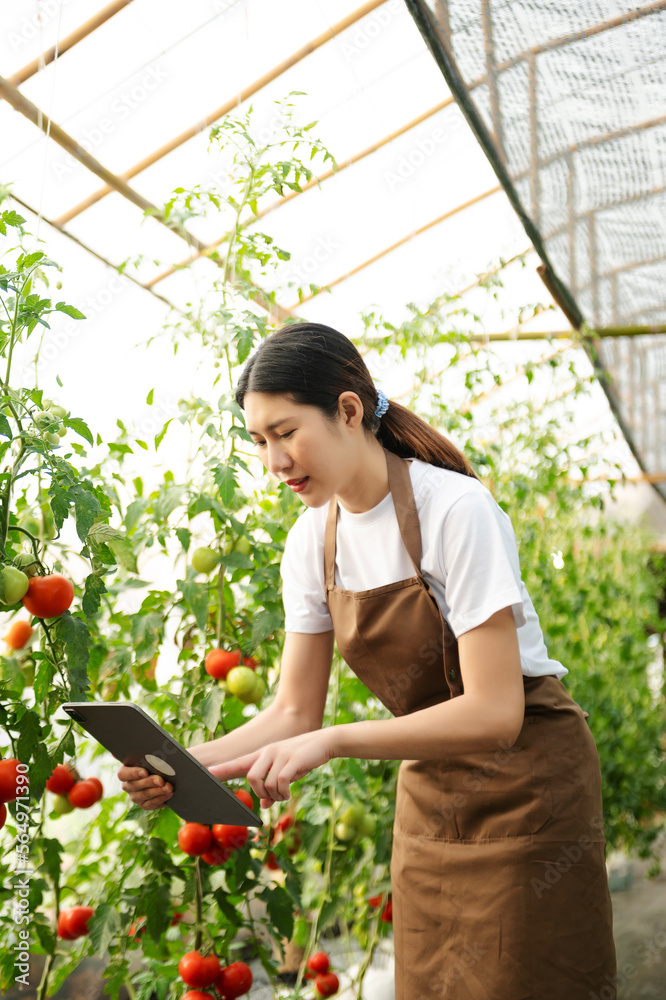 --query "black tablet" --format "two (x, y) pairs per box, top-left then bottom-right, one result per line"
(61, 701), (263, 827)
